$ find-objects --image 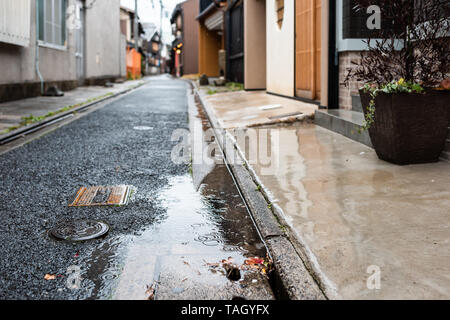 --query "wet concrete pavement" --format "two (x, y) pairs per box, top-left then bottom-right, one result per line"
(198, 88), (450, 299)
(236, 123), (450, 299)
(0, 75), (273, 300)
(200, 89), (318, 129)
